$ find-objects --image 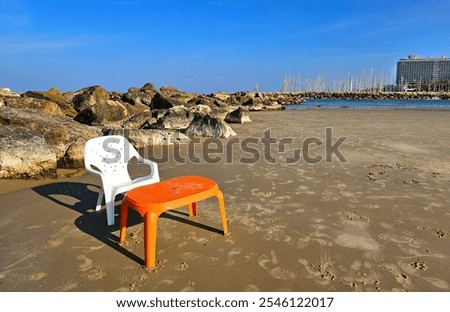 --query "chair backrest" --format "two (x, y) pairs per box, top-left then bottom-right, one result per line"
(84, 135), (140, 180)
